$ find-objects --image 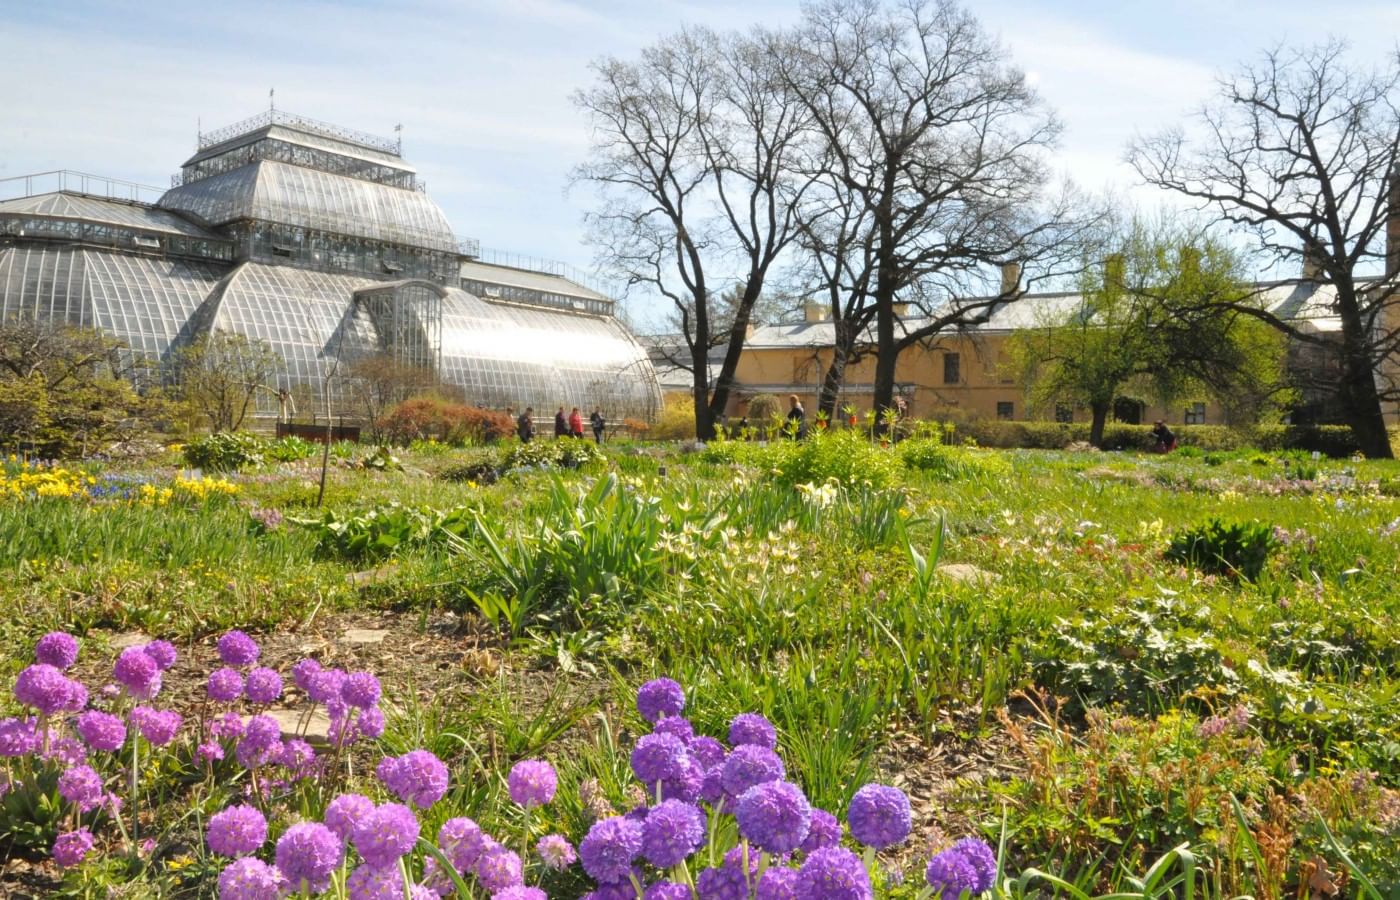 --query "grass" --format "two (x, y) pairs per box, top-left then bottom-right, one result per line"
(3, 437), (1400, 894)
